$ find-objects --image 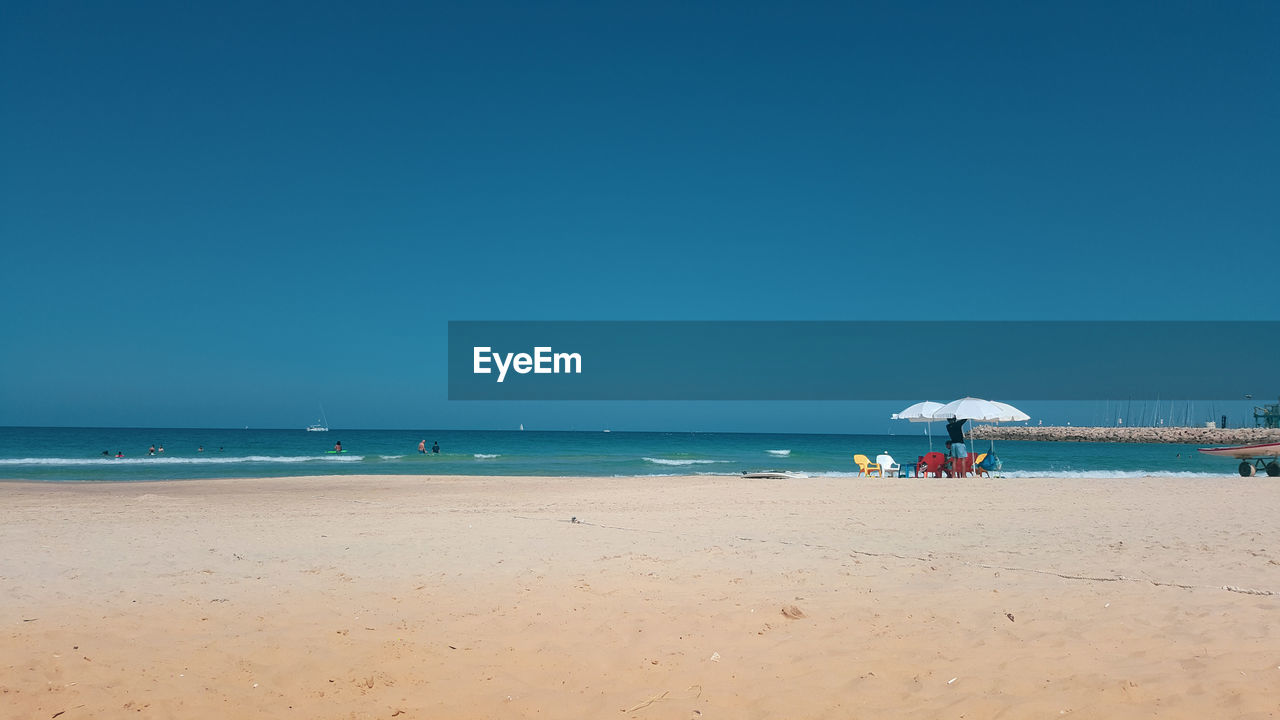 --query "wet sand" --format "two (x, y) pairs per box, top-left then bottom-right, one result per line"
(2, 474), (1278, 719)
